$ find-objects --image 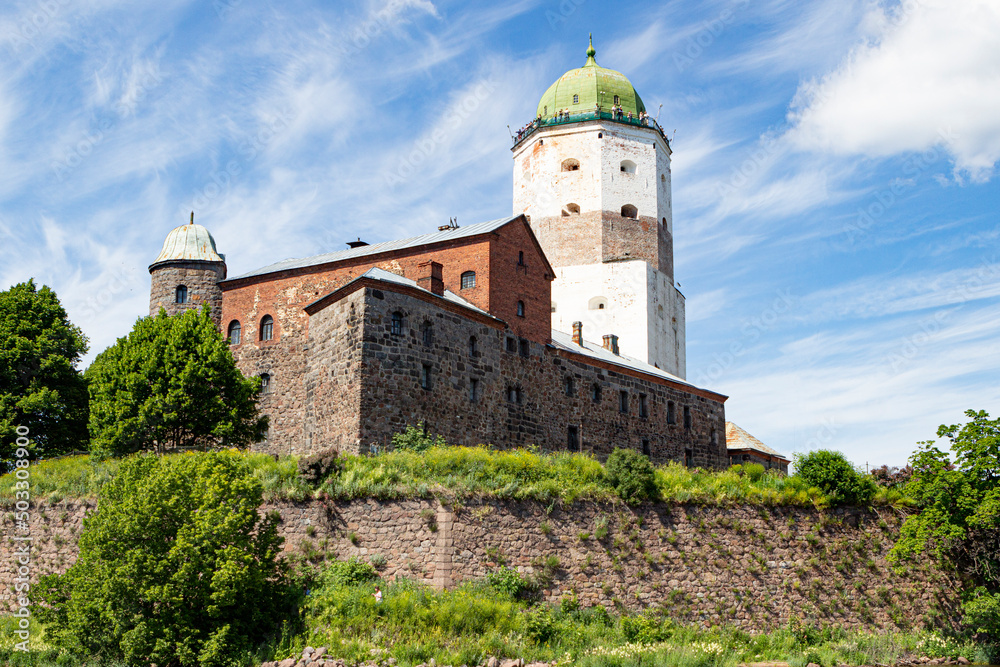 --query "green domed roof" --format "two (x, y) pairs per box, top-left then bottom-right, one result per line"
(151, 214), (225, 267)
(536, 36), (646, 120)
